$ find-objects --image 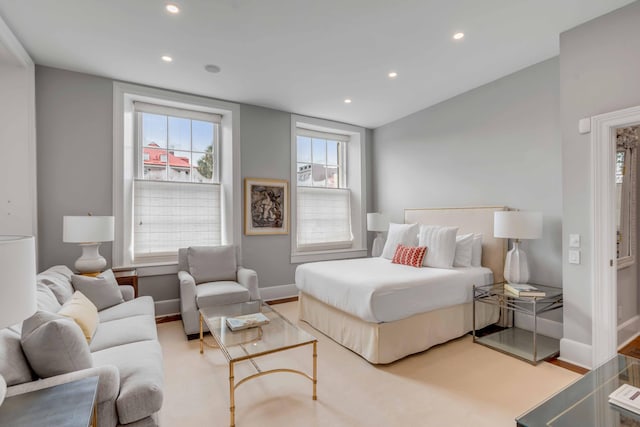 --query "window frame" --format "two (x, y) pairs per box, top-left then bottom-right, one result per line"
(113, 82), (241, 268)
(290, 115), (367, 263)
